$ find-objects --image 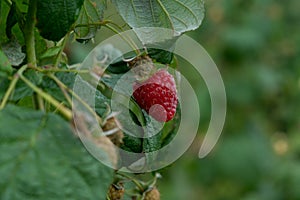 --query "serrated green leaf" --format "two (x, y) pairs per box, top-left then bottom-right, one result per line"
(75, 0), (106, 43)
(0, 104), (114, 200)
(0, 50), (13, 77)
(36, 0), (84, 41)
(113, 0), (205, 35)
